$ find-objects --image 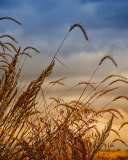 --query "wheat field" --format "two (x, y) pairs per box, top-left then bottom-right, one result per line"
(0, 17), (128, 160)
